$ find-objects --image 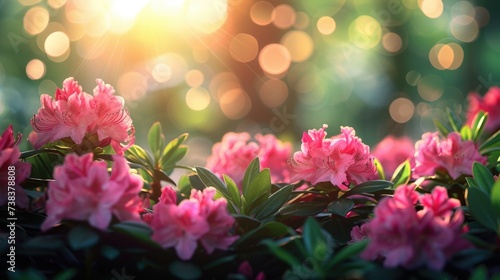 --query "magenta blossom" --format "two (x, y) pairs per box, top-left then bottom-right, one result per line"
(288, 125), (376, 191)
(466, 86), (500, 132)
(205, 132), (291, 186)
(42, 153), (143, 231)
(30, 78), (134, 155)
(413, 132), (487, 179)
(0, 125), (31, 209)
(359, 185), (470, 270)
(150, 187), (237, 260)
(372, 135), (415, 179)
